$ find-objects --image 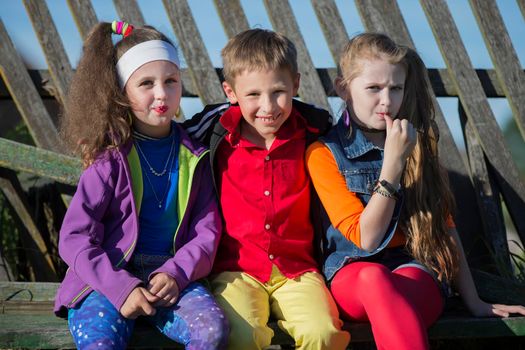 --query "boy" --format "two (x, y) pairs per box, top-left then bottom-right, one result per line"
(184, 29), (350, 350)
